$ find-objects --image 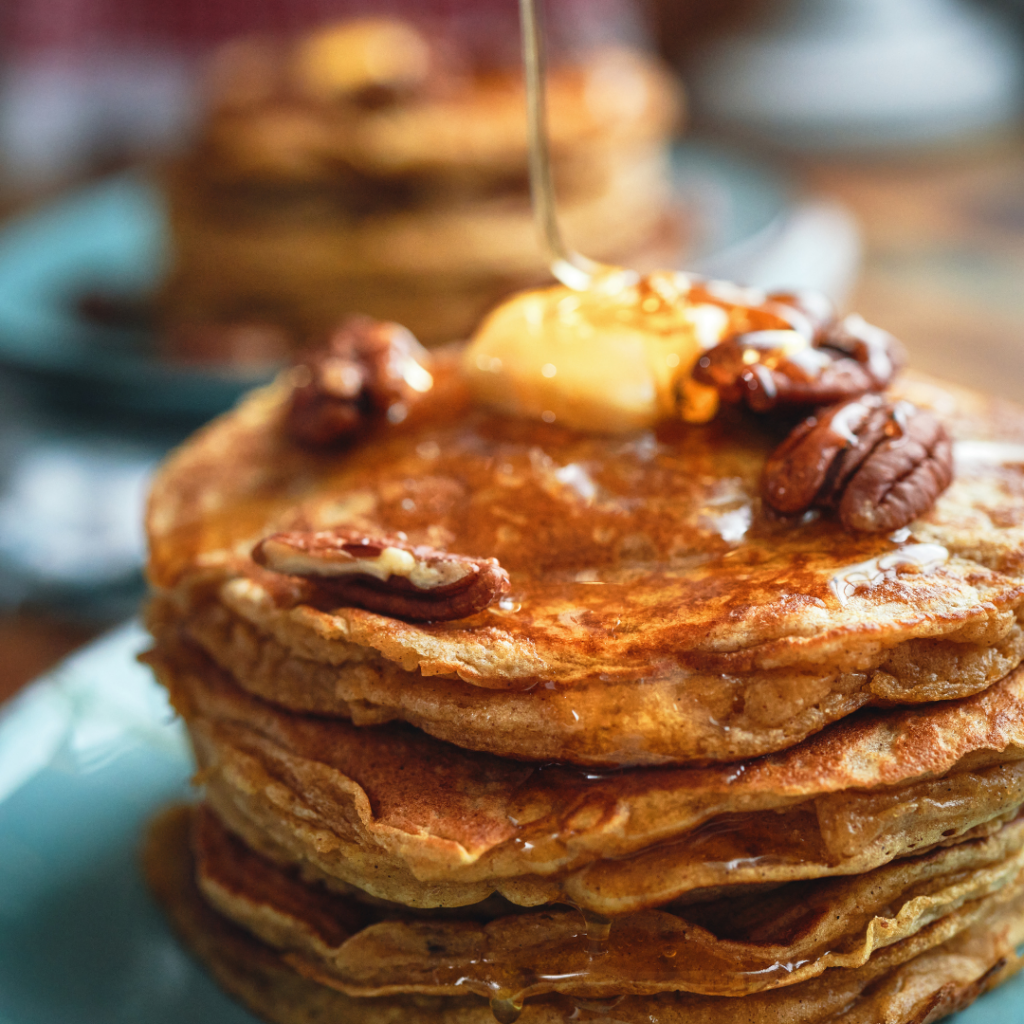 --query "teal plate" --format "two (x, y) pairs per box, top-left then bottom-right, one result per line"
(0, 623), (256, 1023)
(0, 623), (1019, 1023)
(0, 173), (272, 420)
